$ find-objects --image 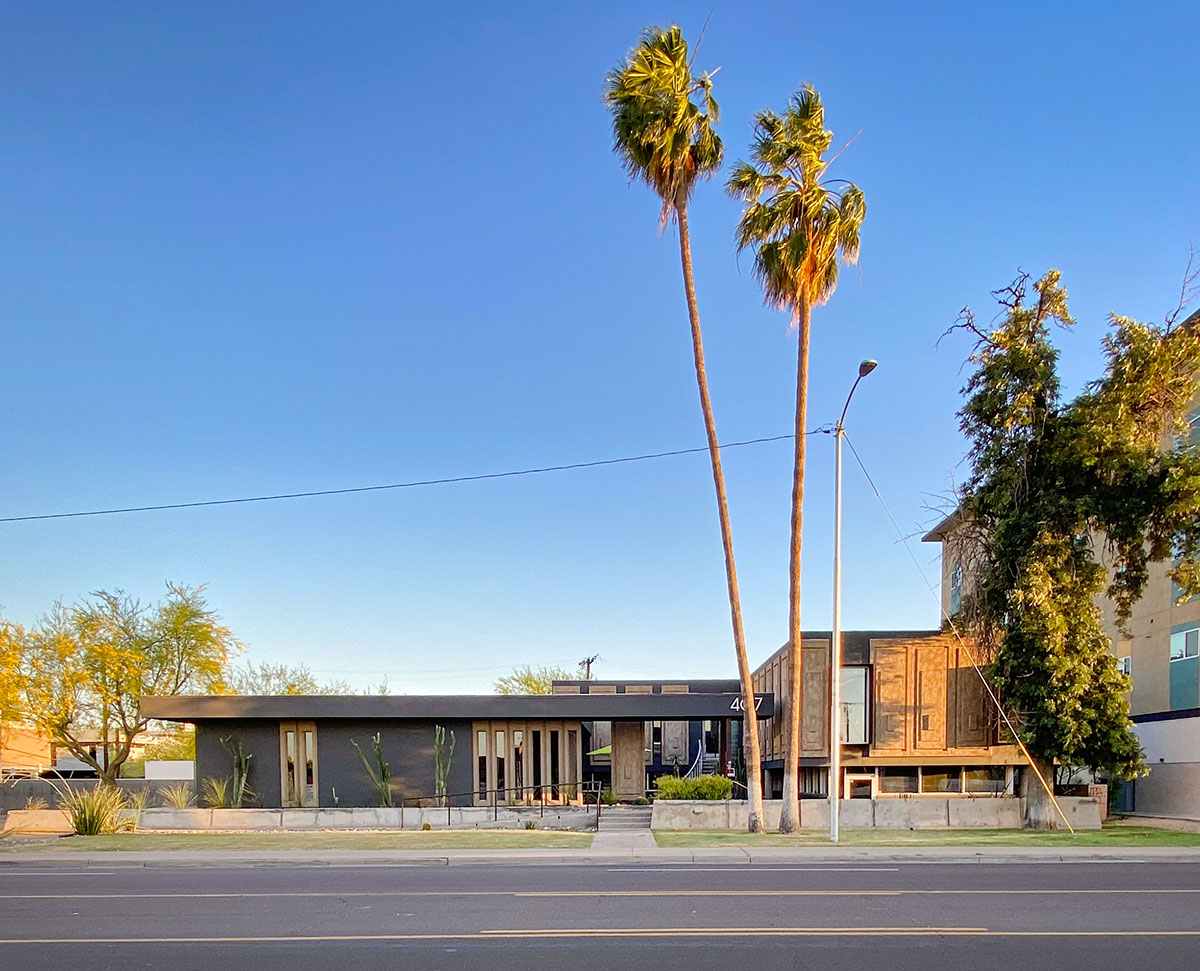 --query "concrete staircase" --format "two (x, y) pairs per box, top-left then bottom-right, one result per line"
(596, 805), (653, 832)
(591, 805), (656, 851)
